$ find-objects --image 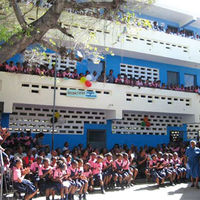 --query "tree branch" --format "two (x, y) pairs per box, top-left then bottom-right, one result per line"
(55, 23), (74, 38)
(10, 0), (28, 29)
(39, 39), (69, 57)
(63, 0), (125, 10)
